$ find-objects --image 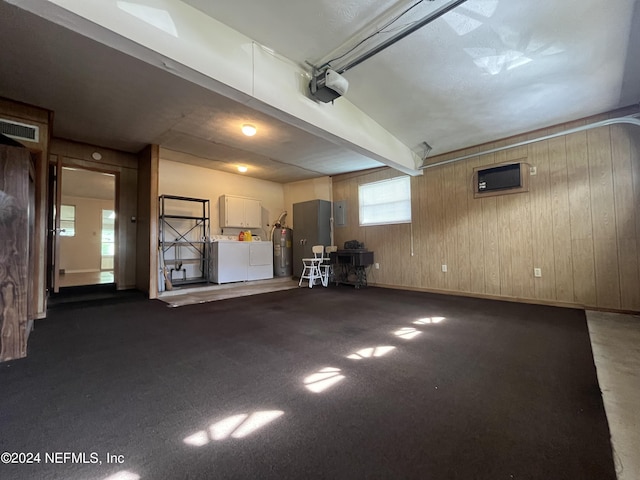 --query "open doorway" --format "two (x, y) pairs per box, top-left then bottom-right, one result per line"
(57, 167), (116, 288)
